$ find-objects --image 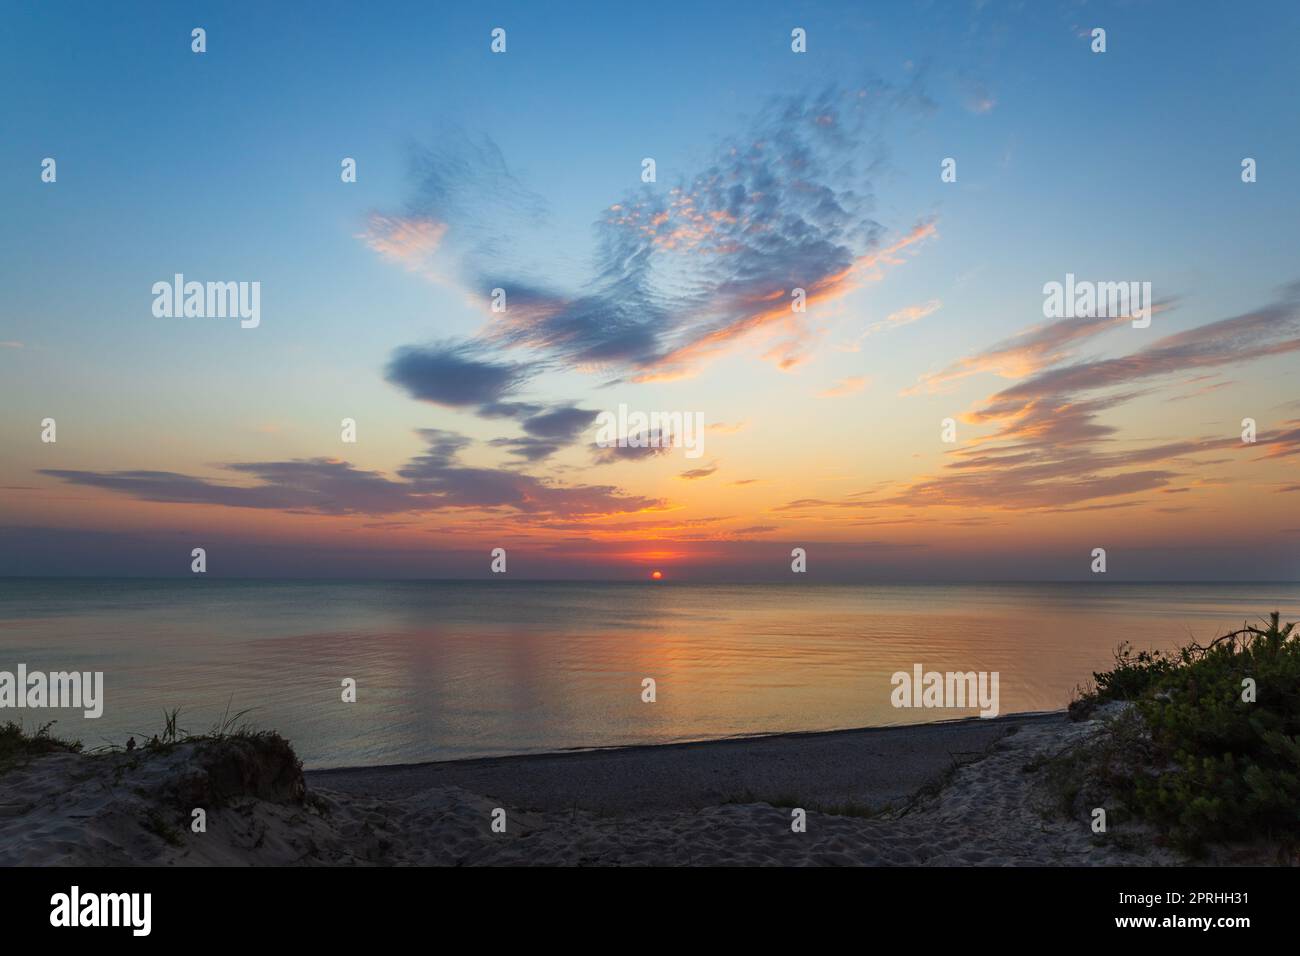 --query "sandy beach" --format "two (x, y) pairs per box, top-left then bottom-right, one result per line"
(0, 706), (1203, 866)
